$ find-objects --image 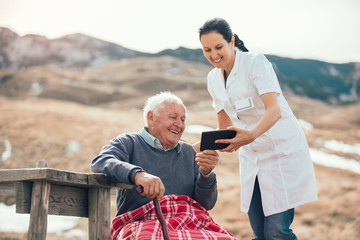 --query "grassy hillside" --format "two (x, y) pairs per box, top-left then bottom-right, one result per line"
(0, 96), (359, 239)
